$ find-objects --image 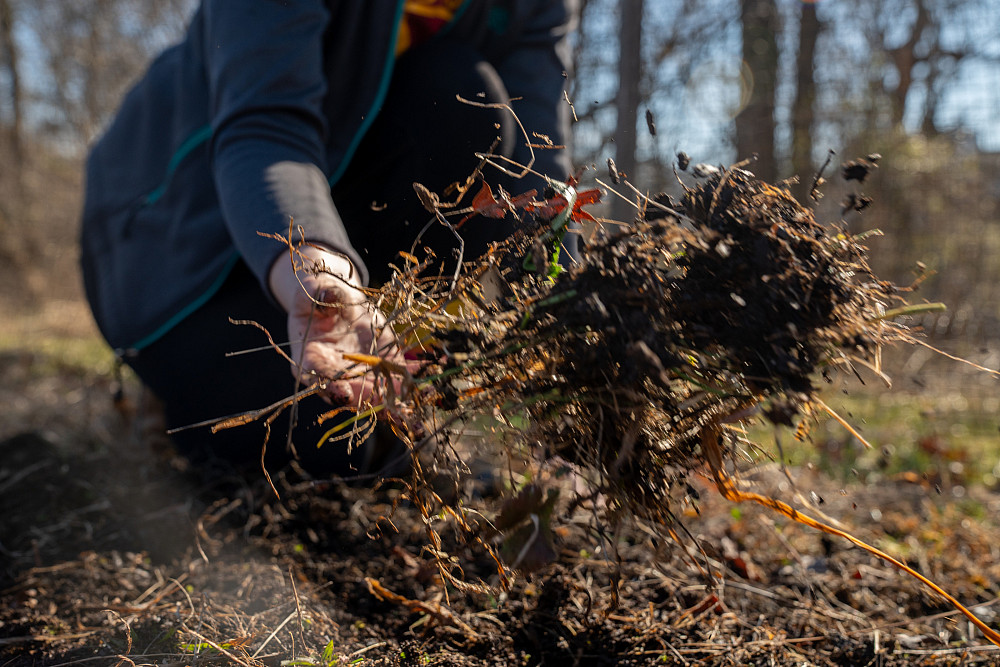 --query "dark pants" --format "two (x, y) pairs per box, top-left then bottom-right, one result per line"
(128, 39), (522, 478)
